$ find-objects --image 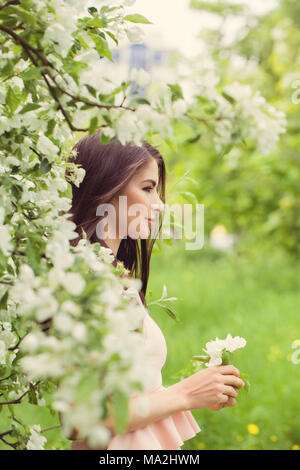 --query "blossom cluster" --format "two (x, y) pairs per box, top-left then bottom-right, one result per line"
(203, 334), (247, 367)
